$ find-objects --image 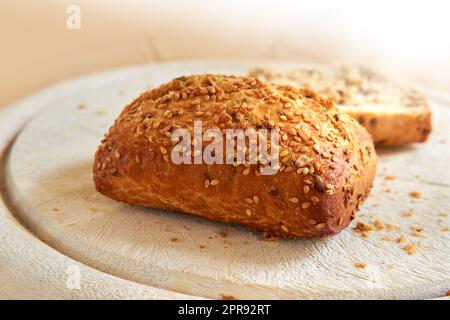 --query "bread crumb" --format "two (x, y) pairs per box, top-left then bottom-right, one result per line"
(353, 221), (373, 238)
(95, 108), (107, 115)
(441, 226), (449, 232)
(170, 237), (178, 243)
(410, 231), (423, 237)
(387, 264), (396, 269)
(373, 220), (384, 230)
(262, 233), (281, 241)
(386, 223), (400, 232)
(221, 294), (236, 300)
(402, 211), (413, 217)
(77, 103), (86, 109)
(354, 261), (367, 269)
(219, 229), (229, 238)
(409, 191), (422, 199)
(199, 244), (207, 249)
(384, 175), (396, 181)
(381, 236), (392, 241)
(396, 236), (406, 243)
(403, 243), (416, 255)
